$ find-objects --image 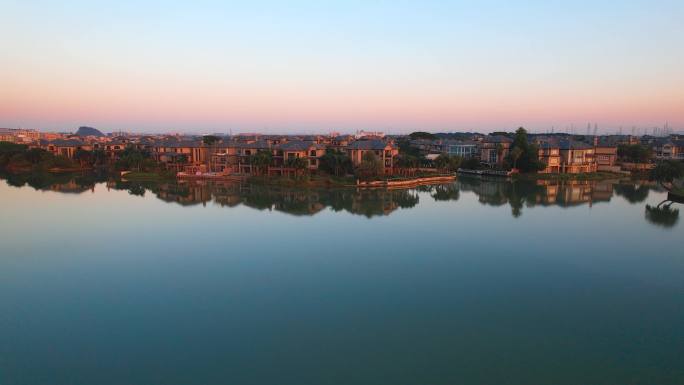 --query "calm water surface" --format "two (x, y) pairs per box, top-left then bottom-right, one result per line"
(0, 174), (683, 385)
